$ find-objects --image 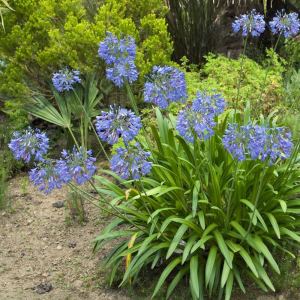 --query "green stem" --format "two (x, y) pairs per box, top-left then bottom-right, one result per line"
(67, 126), (80, 150)
(242, 164), (268, 242)
(73, 90), (109, 161)
(235, 36), (248, 117)
(70, 181), (148, 234)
